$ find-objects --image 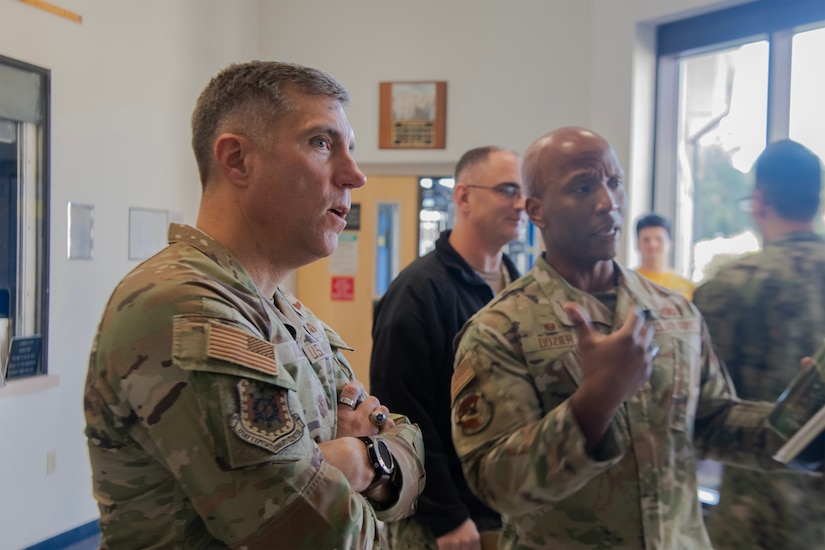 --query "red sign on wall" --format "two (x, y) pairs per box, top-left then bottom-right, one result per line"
(331, 276), (355, 301)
